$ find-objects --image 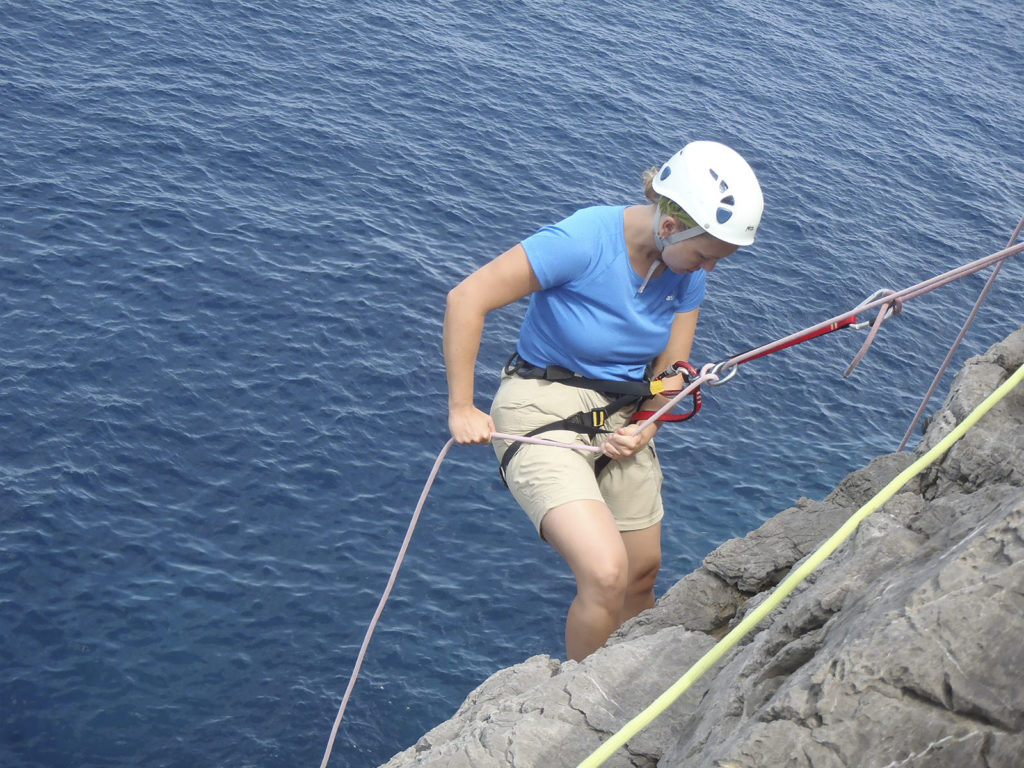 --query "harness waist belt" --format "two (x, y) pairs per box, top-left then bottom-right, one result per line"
(504, 353), (664, 397)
